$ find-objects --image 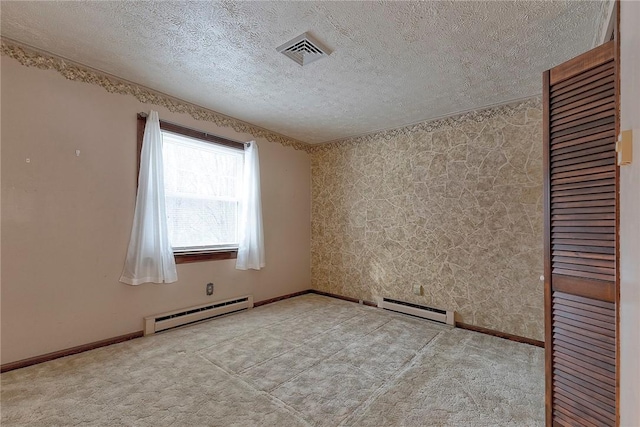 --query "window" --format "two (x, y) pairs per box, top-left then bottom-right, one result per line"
(137, 114), (245, 263)
(163, 132), (244, 250)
